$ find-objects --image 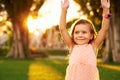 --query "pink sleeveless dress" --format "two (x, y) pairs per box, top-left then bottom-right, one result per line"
(65, 44), (99, 80)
